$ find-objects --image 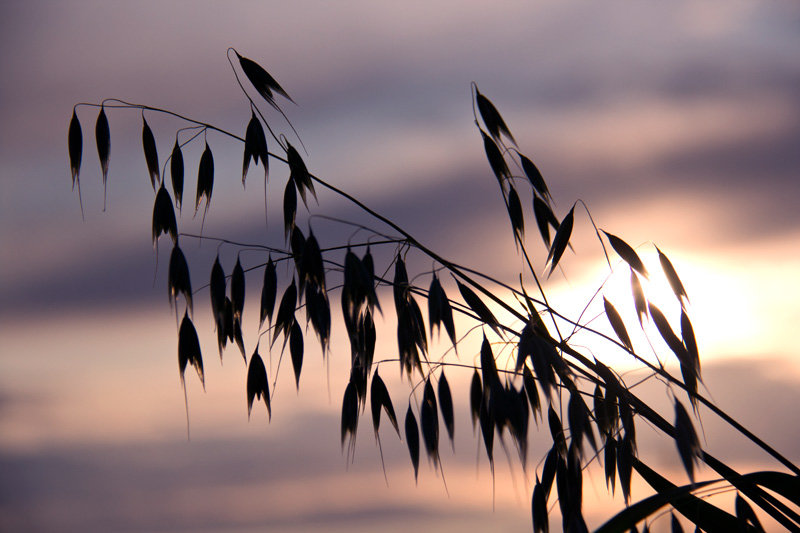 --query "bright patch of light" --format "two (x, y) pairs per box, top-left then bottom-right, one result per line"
(541, 231), (800, 376)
